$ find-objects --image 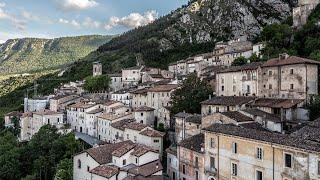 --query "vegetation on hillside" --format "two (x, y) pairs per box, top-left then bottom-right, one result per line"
(0, 125), (82, 180)
(171, 73), (213, 115)
(0, 35), (114, 74)
(83, 75), (111, 92)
